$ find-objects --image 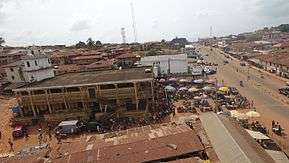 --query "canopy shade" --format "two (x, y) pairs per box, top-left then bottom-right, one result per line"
(246, 111), (260, 118)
